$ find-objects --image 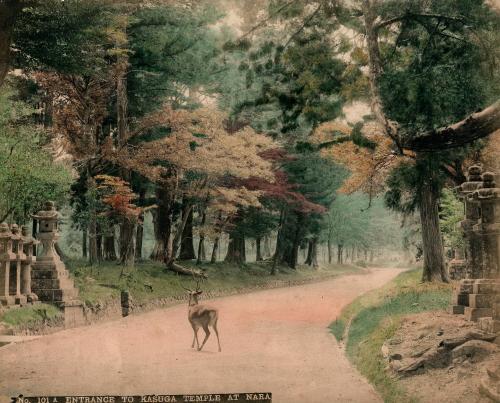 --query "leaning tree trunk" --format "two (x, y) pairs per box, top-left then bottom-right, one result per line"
(420, 175), (448, 282)
(179, 206), (196, 260)
(211, 237), (220, 263)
